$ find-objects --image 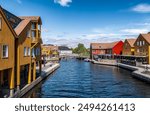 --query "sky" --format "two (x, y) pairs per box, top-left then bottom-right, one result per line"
(1, 0), (150, 48)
